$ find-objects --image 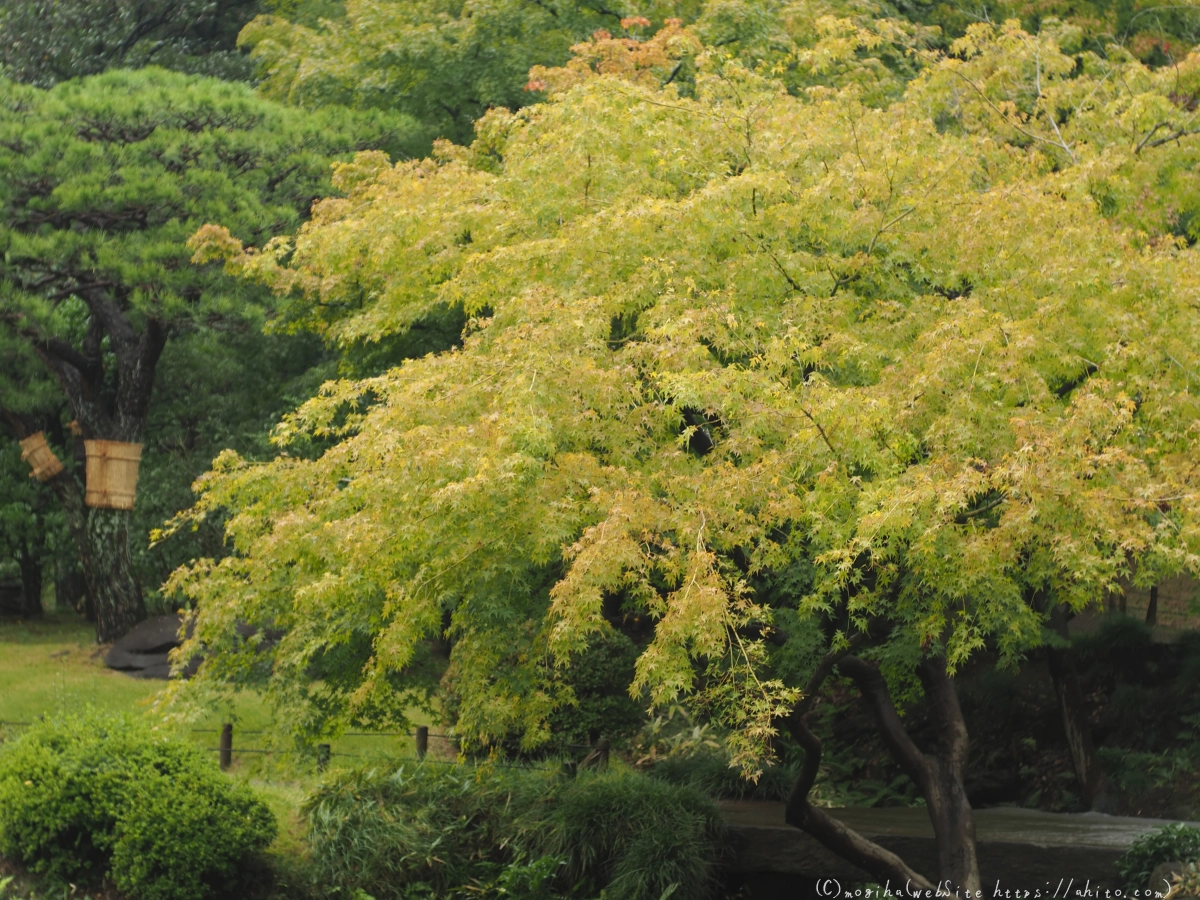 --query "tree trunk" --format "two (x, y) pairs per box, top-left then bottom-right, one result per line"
(17, 548), (43, 618)
(919, 659), (981, 893)
(784, 714), (936, 890)
(783, 642), (984, 892)
(1046, 647), (1109, 809)
(81, 507), (144, 643)
(18, 303), (166, 642)
(1046, 609), (1110, 810)
(33, 446), (145, 642)
(56, 562), (93, 621)
(837, 655), (982, 893)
